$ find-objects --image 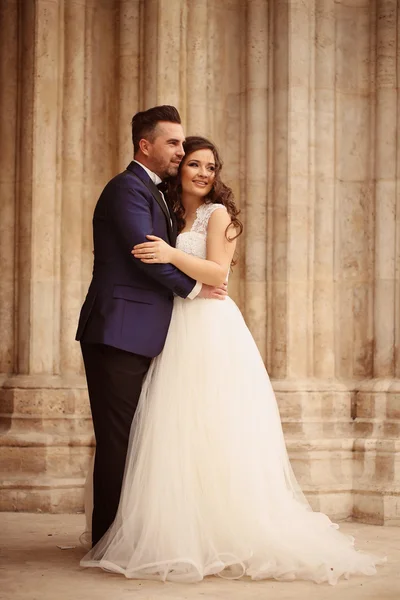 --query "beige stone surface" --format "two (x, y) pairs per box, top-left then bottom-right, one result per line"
(1, 514), (399, 600)
(0, 0), (400, 522)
